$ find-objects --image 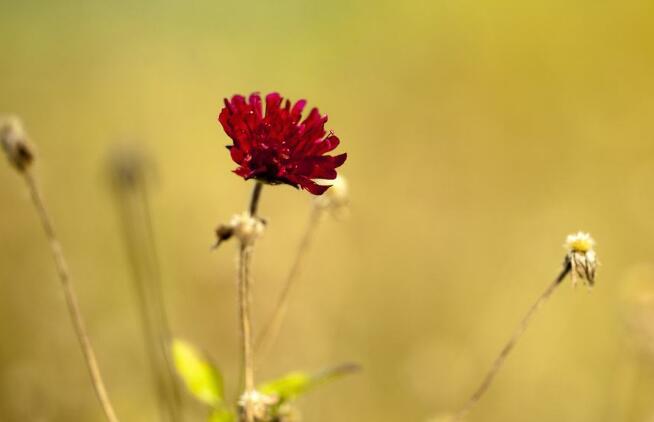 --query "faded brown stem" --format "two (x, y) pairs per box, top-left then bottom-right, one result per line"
(255, 204), (323, 361)
(452, 261), (571, 421)
(23, 170), (119, 422)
